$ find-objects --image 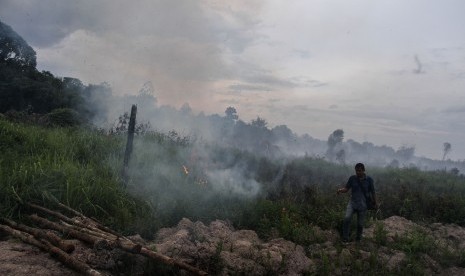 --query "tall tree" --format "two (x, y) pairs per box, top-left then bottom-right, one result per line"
(396, 145), (415, 161)
(442, 142), (451, 161)
(251, 116), (267, 129)
(136, 81), (157, 108)
(326, 129), (344, 161)
(0, 20), (36, 68)
(225, 106), (238, 121)
(271, 124), (296, 146)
